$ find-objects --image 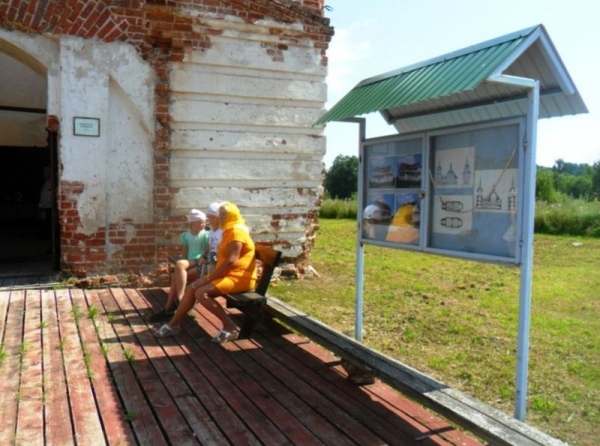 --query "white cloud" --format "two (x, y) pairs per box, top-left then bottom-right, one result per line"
(325, 27), (372, 101)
